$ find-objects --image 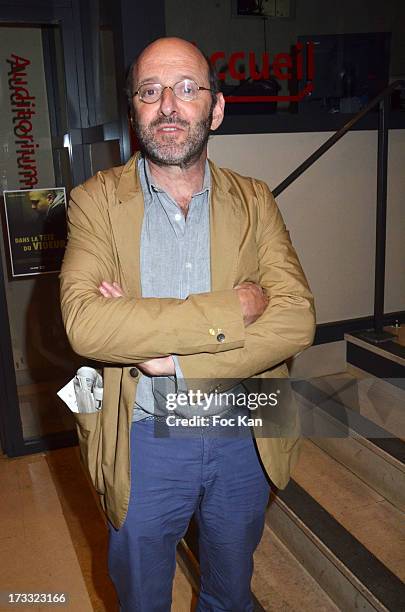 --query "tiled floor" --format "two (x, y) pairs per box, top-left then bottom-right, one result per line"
(0, 445), (339, 612)
(0, 448), (196, 612)
(5, 371), (403, 610)
(0, 449), (93, 611)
